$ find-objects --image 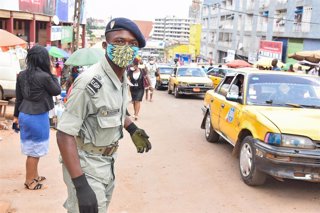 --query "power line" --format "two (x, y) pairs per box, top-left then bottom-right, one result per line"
(203, 5), (320, 26)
